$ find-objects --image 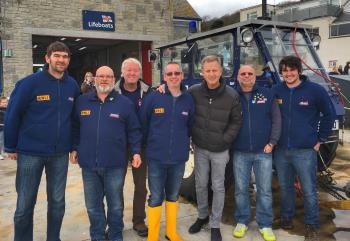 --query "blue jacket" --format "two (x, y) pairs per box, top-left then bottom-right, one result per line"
(73, 90), (142, 169)
(272, 76), (334, 149)
(139, 86), (195, 164)
(4, 65), (80, 156)
(233, 85), (275, 152)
